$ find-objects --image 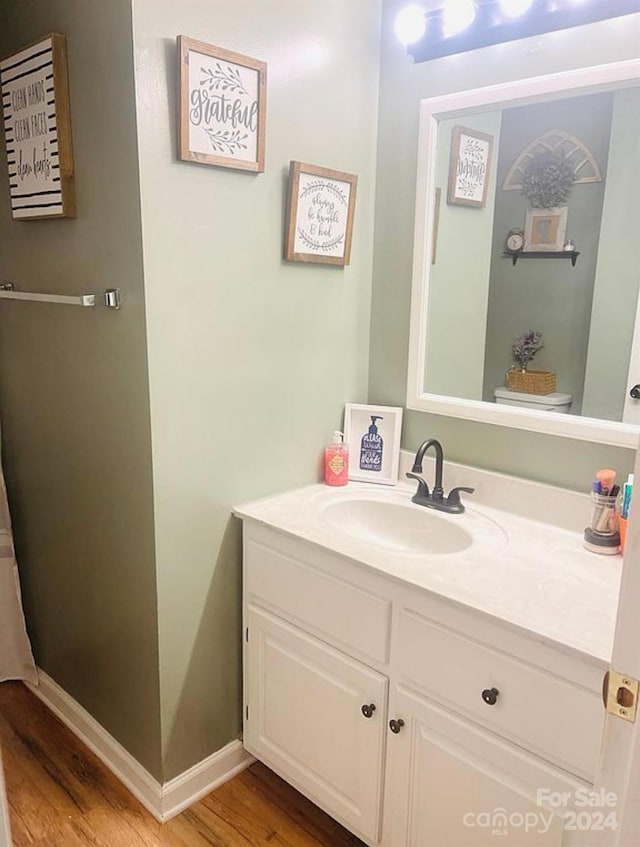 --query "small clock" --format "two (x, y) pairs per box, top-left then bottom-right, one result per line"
(505, 228), (525, 253)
